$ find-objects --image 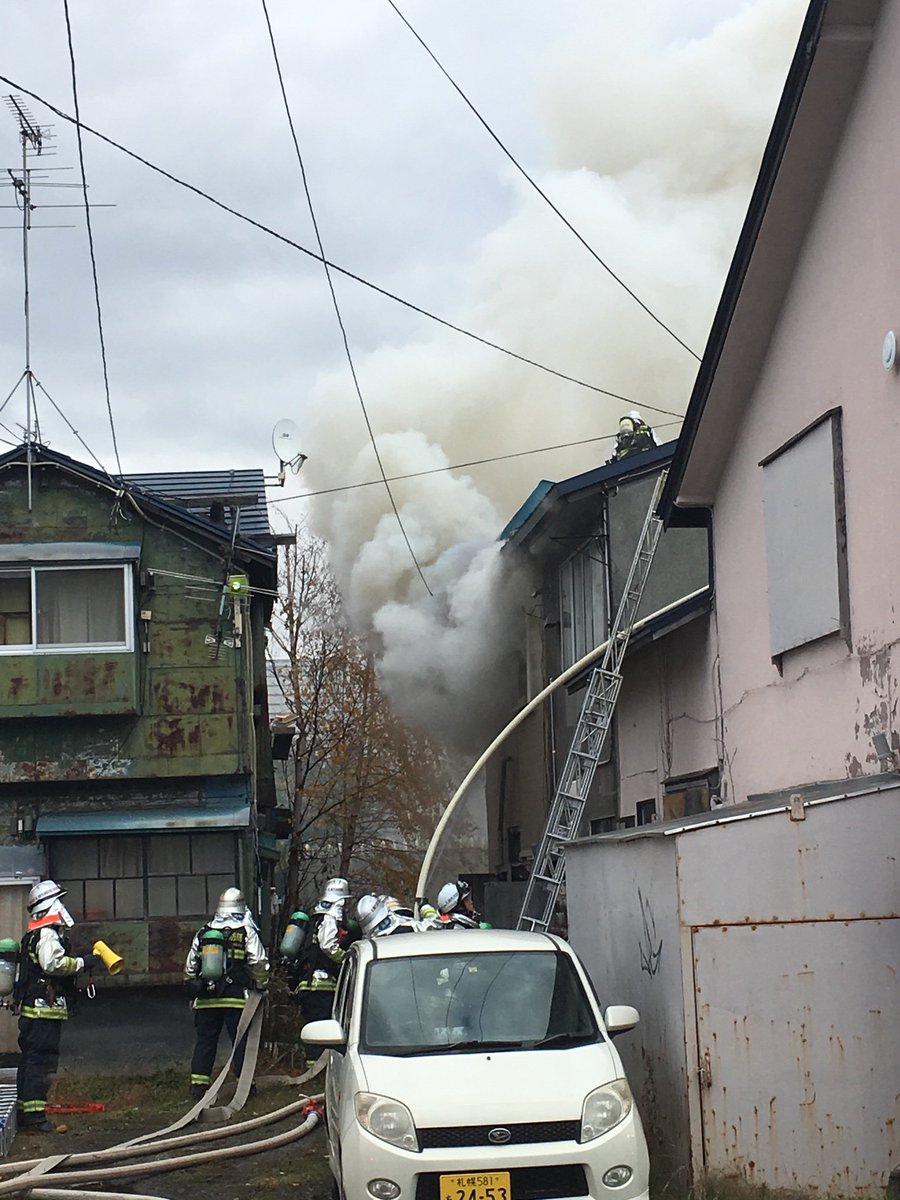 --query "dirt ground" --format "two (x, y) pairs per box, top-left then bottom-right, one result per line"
(3, 1071), (333, 1200)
